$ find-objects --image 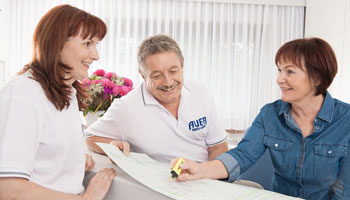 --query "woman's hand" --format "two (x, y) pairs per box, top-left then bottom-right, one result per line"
(110, 140), (130, 156)
(170, 158), (229, 182)
(83, 168), (116, 200)
(85, 154), (95, 172)
(170, 158), (206, 182)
